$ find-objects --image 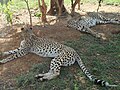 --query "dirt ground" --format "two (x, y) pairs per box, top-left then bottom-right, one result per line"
(0, 4), (120, 90)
